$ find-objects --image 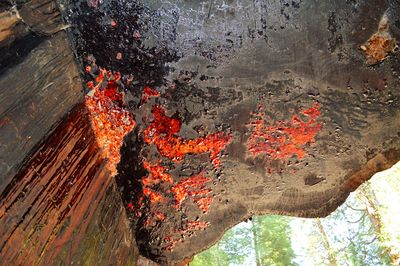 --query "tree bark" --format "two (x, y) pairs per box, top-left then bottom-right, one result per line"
(315, 218), (338, 266)
(216, 242), (221, 266)
(251, 217), (262, 266)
